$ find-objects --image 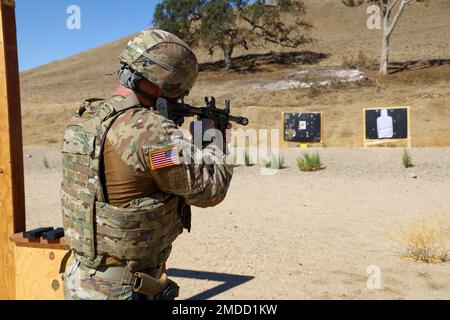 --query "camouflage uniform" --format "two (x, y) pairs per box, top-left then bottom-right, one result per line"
(62, 30), (233, 300)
